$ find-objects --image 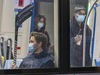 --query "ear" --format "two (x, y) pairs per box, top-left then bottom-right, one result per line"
(38, 42), (42, 47)
(74, 13), (76, 16)
(74, 13), (78, 18)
